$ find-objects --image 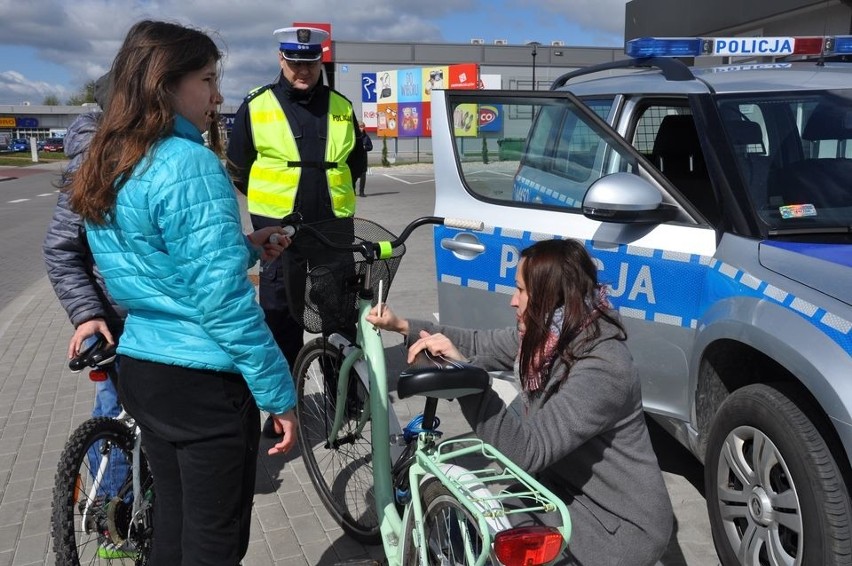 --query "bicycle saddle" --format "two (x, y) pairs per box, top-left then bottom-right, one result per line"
(397, 350), (489, 400)
(69, 334), (117, 372)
